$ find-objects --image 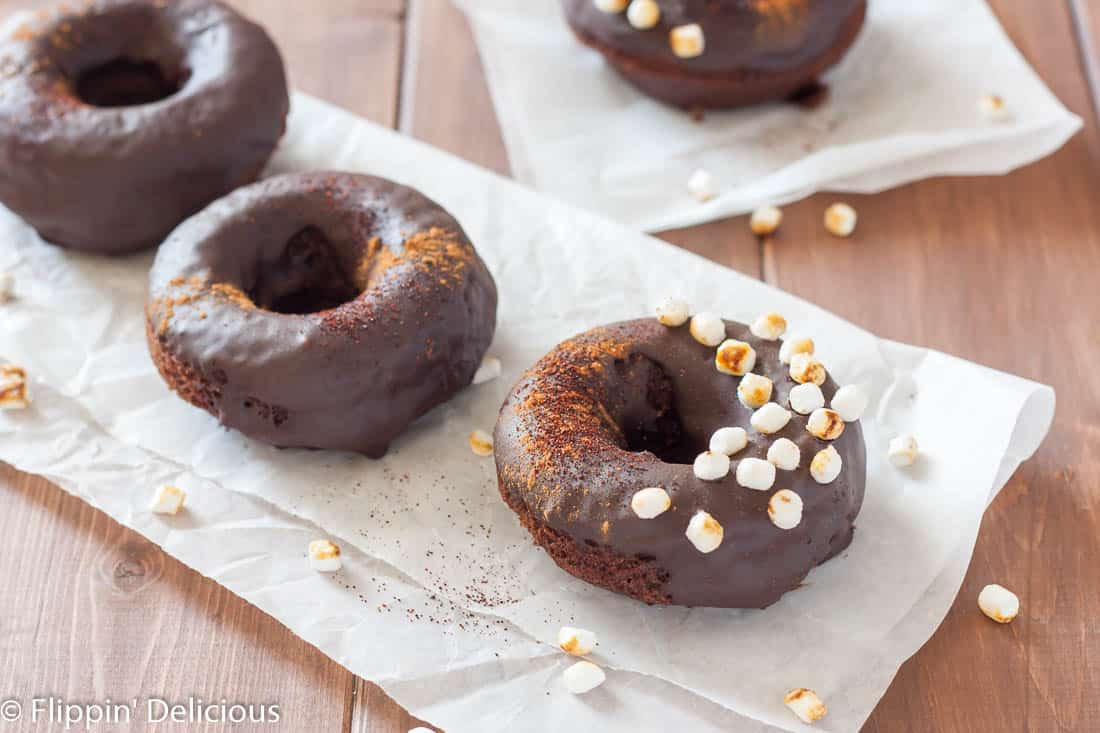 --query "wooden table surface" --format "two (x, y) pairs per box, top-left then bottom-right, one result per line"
(2, 1), (1098, 730)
